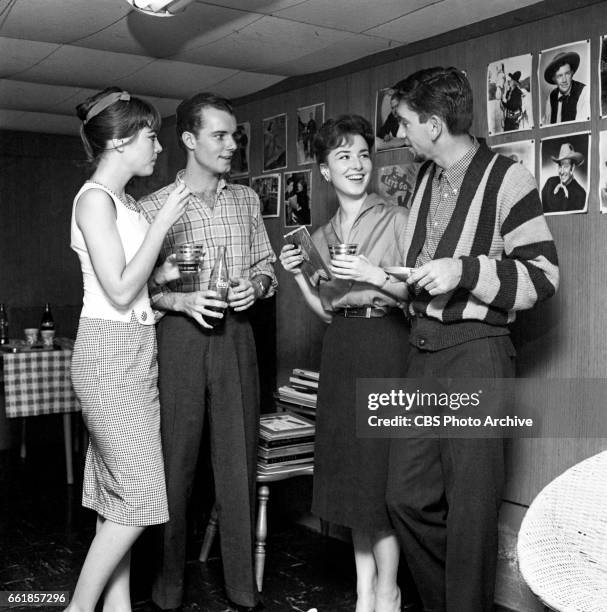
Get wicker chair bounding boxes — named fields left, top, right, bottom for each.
left=517, top=450, right=607, bottom=612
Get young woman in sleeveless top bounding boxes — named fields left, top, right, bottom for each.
left=66, top=87, right=190, bottom=612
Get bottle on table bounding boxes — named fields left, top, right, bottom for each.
left=207, top=246, right=229, bottom=328
left=40, top=303, right=55, bottom=331
left=0, top=303, right=8, bottom=345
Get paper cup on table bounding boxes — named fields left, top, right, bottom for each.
left=328, top=243, right=358, bottom=258
left=175, top=243, right=204, bottom=275
left=24, top=328, right=39, bottom=345
left=41, top=329, right=55, bottom=347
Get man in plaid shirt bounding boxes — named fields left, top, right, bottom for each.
left=385, top=68, right=559, bottom=612
left=139, top=93, right=276, bottom=612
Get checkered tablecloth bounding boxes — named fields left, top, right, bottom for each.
left=2, top=349, right=81, bottom=418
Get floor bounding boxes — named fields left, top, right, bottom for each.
left=0, top=416, right=360, bottom=612
left=0, top=415, right=517, bottom=612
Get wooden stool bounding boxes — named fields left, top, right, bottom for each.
left=199, top=464, right=314, bottom=592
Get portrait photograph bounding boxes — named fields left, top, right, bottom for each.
left=296, top=103, right=324, bottom=165
left=284, top=170, right=312, bottom=227
left=599, top=130, right=607, bottom=212
left=230, top=122, right=250, bottom=177
left=540, top=132, right=590, bottom=215
left=251, top=173, right=281, bottom=218
left=375, top=153, right=420, bottom=208
left=539, top=40, right=591, bottom=127
left=491, top=140, right=536, bottom=178
left=374, top=87, right=407, bottom=152
left=487, top=54, right=533, bottom=135
left=600, top=35, right=607, bottom=117
left=262, top=113, right=287, bottom=171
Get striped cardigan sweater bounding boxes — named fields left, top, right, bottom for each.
left=404, top=144, right=559, bottom=326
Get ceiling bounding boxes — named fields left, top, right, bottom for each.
left=0, top=0, right=542, bottom=136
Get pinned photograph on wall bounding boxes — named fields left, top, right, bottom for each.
left=539, top=40, right=590, bottom=127
left=375, top=150, right=421, bottom=208
left=600, top=35, right=607, bottom=117
left=375, top=87, right=407, bottom=152
left=487, top=54, right=533, bottom=135
left=598, top=130, right=607, bottom=212
left=230, top=122, right=250, bottom=176
left=251, top=173, right=281, bottom=218
left=540, top=132, right=589, bottom=215
left=262, top=113, right=287, bottom=171
left=284, top=170, right=312, bottom=227
left=491, top=140, right=535, bottom=178
left=297, top=103, right=324, bottom=165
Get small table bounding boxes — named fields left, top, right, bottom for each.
left=1, top=341, right=80, bottom=484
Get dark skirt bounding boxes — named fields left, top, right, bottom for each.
left=312, top=311, right=410, bottom=532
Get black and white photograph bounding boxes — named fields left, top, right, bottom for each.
left=4, top=2, right=607, bottom=612
left=230, top=121, right=250, bottom=176
left=539, top=40, right=591, bottom=127
left=540, top=132, right=590, bottom=215
left=491, top=140, right=536, bottom=178
left=375, top=159, right=420, bottom=208
left=251, top=173, right=281, bottom=218
left=284, top=170, right=312, bottom=227
left=374, top=87, right=407, bottom=152
left=262, top=113, right=287, bottom=171
left=487, top=54, right=533, bottom=135
left=296, top=103, right=324, bottom=165
left=599, top=129, right=607, bottom=212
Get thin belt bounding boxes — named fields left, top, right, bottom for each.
left=334, top=306, right=393, bottom=318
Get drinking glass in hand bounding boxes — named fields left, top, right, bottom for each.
left=176, top=243, right=204, bottom=274
left=328, top=243, right=358, bottom=258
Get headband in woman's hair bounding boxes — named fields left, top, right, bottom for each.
left=84, top=91, right=131, bottom=124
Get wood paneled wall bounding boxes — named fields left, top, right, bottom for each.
left=0, top=131, right=88, bottom=336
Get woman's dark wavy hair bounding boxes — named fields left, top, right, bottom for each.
left=313, top=114, right=374, bottom=165
left=76, top=86, right=160, bottom=165
left=392, top=66, right=473, bottom=135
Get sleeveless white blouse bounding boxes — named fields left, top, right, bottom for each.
left=71, top=182, right=155, bottom=325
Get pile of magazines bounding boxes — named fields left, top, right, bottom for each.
left=257, top=411, right=315, bottom=476
left=275, top=368, right=318, bottom=418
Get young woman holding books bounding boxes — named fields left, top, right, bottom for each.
left=279, top=115, right=412, bottom=612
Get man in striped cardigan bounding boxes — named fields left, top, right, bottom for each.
left=385, top=67, right=559, bottom=612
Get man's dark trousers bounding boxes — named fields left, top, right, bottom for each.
left=152, top=311, right=260, bottom=609
left=386, top=334, right=515, bottom=612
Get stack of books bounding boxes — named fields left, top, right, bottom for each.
left=258, top=411, right=315, bottom=476
left=275, top=368, right=318, bottom=419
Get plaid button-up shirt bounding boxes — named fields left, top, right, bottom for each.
left=138, top=172, right=277, bottom=302
left=416, top=139, right=479, bottom=268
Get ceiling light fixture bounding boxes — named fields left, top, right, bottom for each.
left=125, top=0, right=196, bottom=17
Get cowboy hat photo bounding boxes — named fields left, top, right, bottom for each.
left=550, top=142, right=585, bottom=166
left=544, top=51, right=580, bottom=83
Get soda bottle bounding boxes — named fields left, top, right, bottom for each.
left=207, top=246, right=229, bottom=328
left=40, top=303, right=55, bottom=331
left=0, top=303, right=8, bottom=345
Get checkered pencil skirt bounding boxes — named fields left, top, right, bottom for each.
left=71, top=315, right=169, bottom=526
